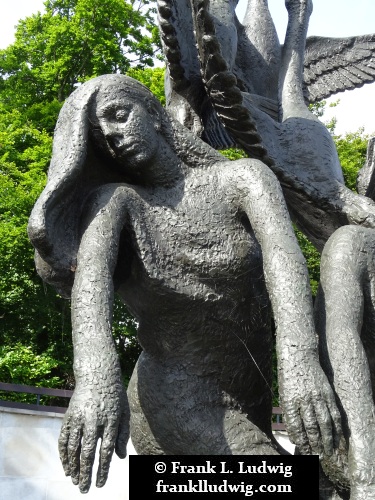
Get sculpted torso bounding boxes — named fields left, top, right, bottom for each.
left=91, top=163, right=274, bottom=453
left=118, top=167, right=266, bottom=348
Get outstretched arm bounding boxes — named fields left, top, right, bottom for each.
left=59, top=185, right=130, bottom=493
left=228, top=159, right=342, bottom=457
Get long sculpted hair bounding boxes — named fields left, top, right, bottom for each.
left=28, top=74, right=224, bottom=297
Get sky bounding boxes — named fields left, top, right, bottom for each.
left=0, top=0, right=375, bottom=135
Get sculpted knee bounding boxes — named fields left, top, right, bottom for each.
left=323, top=225, right=365, bottom=260
left=321, top=226, right=367, bottom=282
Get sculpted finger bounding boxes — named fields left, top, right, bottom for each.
left=313, top=400, right=333, bottom=456
left=58, top=419, right=71, bottom=476
left=96, top=424, right=116, bottom=488
left=331, top=411, right=343, bottom=451
left=325, top=393, right=343, bottom=450
left=115, top=410, right=130, bottom=459
left=78, top=426, right=99, bottom=494
left=284, top=405, right=311, bottom=455
left=67, top=423, right=83, bottom=485
left=300, top=401, right=323, bottom=456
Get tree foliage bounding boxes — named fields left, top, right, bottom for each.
left=127, top=66, right=165, bottom=105
left=0, top=0, right=159, bottom=108
left=0, top=105, right=74, bottom=389
left=335, top=129, right=369, bottom=191
left=0, top=0, right=161, bottom=396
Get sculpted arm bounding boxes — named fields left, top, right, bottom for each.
left=232, top=160, right=342, bottom=457
left=58, top=185, right=129, bottom=493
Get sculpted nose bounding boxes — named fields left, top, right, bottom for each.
left=101, top=122, right=122, bottom=142
left=107, top=134, right=123, bottom=148
left=102, top=126, right=124, bottom=151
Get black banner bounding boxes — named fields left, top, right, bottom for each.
left=129, top=455, right=318, bottom=498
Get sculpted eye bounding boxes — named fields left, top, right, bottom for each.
left=115, top=109, right=129, bottom=121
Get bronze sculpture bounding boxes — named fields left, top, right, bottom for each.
left=27, top=0, right=375, bottom=499
left=28, top=72, right=340, bottom=493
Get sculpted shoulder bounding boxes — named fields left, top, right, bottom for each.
left=217, top=158, right=279, bottom=205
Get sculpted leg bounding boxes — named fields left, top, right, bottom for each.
left=208, top=0, right=238, bottom=72
left=280, top=0, right=313, bottom=121
left=240, top=0, right=281, bottom=101
left=317, top=226, right=375, bottom=499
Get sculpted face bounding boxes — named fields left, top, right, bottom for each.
left=94, top=89, right=160, bottom=175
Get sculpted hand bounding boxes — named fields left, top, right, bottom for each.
left=342, top=188, right=375, bottom=229
left=279, top=353, right=343, bottom=458
left=58, top=379, right=129, bottom=493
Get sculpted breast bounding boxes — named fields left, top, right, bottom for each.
left=125, top=186, right=263, bottom=302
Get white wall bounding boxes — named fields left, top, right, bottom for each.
left=0, top=407, right=136, bottom=500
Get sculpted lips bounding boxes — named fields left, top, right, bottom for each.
left=108, top=137, right=138, bottom=155
left=118, top=142, right=138, bottom=154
